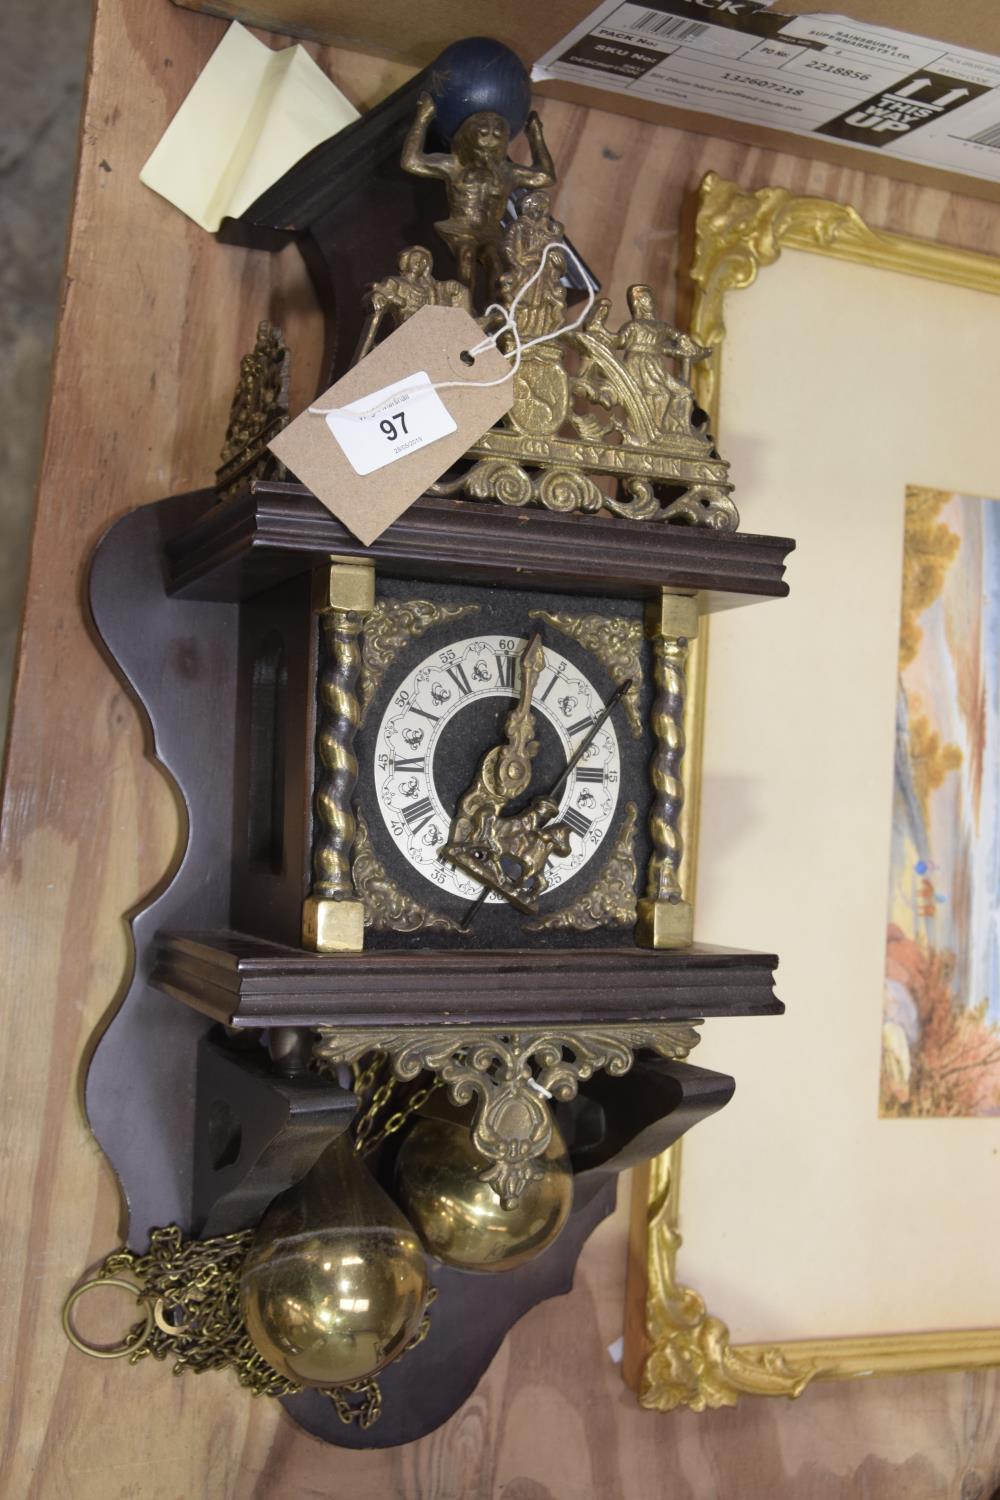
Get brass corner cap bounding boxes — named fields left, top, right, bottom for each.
left=313, top=560, right=375, bottom=615
left=646, top=592, right=700, bottom=641
left=635, top=898, right=694, bottom=950
left=302, top=896, right=366, bottom=953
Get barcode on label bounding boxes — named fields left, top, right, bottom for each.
left=968, top=119, right=1000, bottom=149
left=606, top=5, right=711, bottom=42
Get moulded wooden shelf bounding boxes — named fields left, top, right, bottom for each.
left=164, top=481, right=795, bottom=606
left=154, top=929, right=783, bottom=1028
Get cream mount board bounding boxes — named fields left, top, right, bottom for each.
left=627, top=175, right=1000, bottom=1412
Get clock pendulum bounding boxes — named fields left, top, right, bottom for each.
left=66, top=34, right=795, bottom=1447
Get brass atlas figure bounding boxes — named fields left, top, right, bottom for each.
left=401, top=92, right=555, bottom=287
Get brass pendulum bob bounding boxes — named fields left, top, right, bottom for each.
left=240, top=1135, right=429, bottom=1388
left=394, top=1103, right=573, bottom=1274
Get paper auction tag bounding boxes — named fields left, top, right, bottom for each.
left=268, top=305, right=512, bottom=546
left=325, top=371, right=456, bottom=476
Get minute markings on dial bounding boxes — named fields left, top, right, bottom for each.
left=375, top=634, right=621, bottom=903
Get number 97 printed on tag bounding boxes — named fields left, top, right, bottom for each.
left=324, top=370, right=458, bottom=477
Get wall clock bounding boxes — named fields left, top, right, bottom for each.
left=67, top=36, right=795, bottom=1449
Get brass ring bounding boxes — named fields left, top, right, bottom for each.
left=153, top=1297, right=189, bottom=1336
left=61, top=1277, right=154, bottom=1359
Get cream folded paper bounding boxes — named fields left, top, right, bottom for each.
left=140, top=21, right=359, bottom=232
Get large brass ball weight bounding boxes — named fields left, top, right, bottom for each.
left=240, top=1136, right=428, bottom=1388
left=394, top=1106, right=573, bottom=1273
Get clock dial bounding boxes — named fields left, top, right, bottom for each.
left=374, top=634, right=621, bottom=904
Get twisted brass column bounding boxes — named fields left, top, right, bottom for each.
left=302, top=560, right=374, bottom=953
left=636, top=591, right=699, bottom=949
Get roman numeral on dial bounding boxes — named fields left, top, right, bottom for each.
left=495, top=653, right=515, bottom=689
left=445, top=662, right=472, bottom=696
left=565, top=715, right=596, bottom=737
left=409, top=705, right=440, bottom=724
left=575, top=766, right=604, bottom=783
left=394, top=755, right=425, bottom=772
left=563, top=806, right=593, bottom=839
left=401, top=797, right=436, bottom=833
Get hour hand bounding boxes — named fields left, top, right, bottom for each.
left=441, top=633, right=570, bottom=914
left=451, top=671, right=634, bottom=926
left=480, top=632, right=546, bottom=806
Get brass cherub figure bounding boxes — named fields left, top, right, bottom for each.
left=401, top=93, right=556, bottom=289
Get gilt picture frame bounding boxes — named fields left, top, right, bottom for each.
left=625, top=174, right=1000, bottom=1410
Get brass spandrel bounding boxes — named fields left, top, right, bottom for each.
left=353, top=814, right=461, bottom=934
left=528, top=802, right=638, bottom=933
left=357, top=598, right=479, bottom=725
left=529, top=609, right=643, bottom=738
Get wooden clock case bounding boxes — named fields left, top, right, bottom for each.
left=86, top=480, right=791, bottom=1446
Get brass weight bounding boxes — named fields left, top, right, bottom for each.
left=395, top=1111, right=573, bottom=1273
left=240, top=1136, right=428, bottom=1387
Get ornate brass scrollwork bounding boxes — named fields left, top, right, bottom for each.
left=314, top=1023, right=701, bottom=1209
left=528, top=802, right=638, bottom=932
left=357, top=599, right=478, bottom=724
left=353, top=814, right=461, bottom=934
left=529, top=610, right=643, bottom=737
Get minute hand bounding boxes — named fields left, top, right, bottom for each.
left=459, top=677, right=632, bottom=930
left=547, top=677, right=632, bottom=800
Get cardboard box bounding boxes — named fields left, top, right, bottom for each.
left=171, top=0, right=1000, bottom=200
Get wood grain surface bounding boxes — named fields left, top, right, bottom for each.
left=3, top=0, right=1000, bottom=1494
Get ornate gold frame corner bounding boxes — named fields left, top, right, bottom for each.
left=625, top=1155, right=821, bottom=1412
left=628, top=174, right=1000, bottom=1413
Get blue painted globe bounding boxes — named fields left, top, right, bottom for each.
left=428, top=38, right=532, bottom=143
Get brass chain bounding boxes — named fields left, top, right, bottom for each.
left=348, top=1050, right=441, bottom=1156
left=64, top=1224, right=436, bottom=1427
left=64, top=1055, right=440, bottom=1423
left=98, top=1225, right=299, bottom=1396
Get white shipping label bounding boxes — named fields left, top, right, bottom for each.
left=533, top=1, right=1000, bottom=186
left=325, top=371, right=458, bottom=477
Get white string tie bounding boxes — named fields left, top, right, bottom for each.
left=308, top=238, right=596, bottom=419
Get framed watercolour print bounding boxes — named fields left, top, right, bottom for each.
left=626, top=174, right=1000, bottom=1410
left=882, top=486, right=1000, bottom=1121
